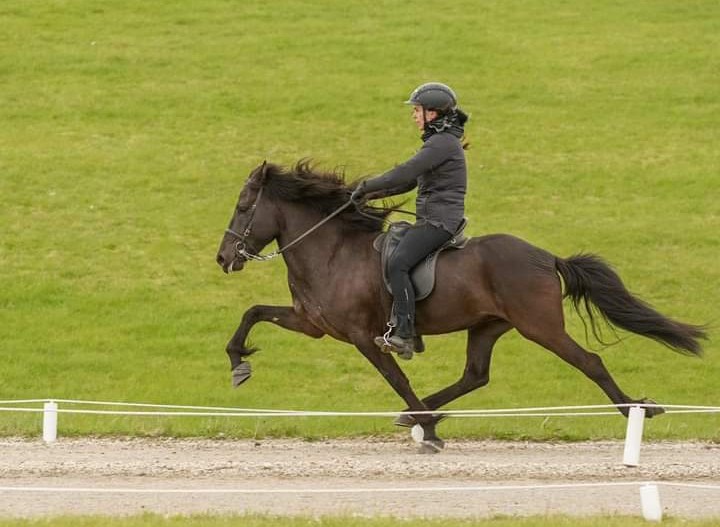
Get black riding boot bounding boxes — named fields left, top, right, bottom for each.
left=376, top=222, right=451, bottom=360
left=374, top=299, right=416, bottom=360
left=393, top=299, right=415, bottom=339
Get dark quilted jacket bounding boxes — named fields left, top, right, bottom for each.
left=362, top=132, right=467, bottom=234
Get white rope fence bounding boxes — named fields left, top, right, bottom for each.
left=1, top=398, right=718, bottom=468
left=1, top=398, right=718, bottom=522
left=2, top=479, right=719, bottom=494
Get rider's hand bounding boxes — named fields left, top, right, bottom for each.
left=350, top=181, right=366, bottom=205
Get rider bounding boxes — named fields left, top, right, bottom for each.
left=351, top=82, right=469, bottom=358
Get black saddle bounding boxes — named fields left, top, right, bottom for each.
left=372, top=219, right=469, bottom=301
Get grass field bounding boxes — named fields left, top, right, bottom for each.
left=2, top=516, right=720, bottom=527
left=1, top=0, right=719, bottom=440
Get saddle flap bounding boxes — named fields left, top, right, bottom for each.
left=374, top=219, right=469, bottom=301
left=373, top=220, right=412, bottom=253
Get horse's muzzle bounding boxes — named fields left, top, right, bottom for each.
left=216, top=253, right=245, bottom=274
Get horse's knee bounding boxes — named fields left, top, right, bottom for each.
left=240, top=308, right=260, bottom=327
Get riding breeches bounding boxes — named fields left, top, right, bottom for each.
left=386, top=222, right=452, bottom=337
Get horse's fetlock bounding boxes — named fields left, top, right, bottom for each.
left=227, top=342, right=259, bottom=358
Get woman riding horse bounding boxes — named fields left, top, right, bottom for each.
left=351, top=82, right=470, bottom=359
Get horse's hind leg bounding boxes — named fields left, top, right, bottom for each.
left=395, top=318, right=512, bottom=428
left=511, top=293, right=663, bottom=418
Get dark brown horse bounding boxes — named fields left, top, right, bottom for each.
left=216, top=161, right=706, bottom=451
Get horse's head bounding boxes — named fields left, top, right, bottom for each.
left=216, top=162, right=279, bottom=273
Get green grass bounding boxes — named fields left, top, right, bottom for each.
left=1, top=0, right=719, bottom=440
left=1, top=516, right=719, bottom=527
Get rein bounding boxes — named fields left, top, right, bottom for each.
left=359, top=203, right=416, bottom=221
left=225, top=193, right=353, bottom=262
left=225, top=186, right=415, bottom=263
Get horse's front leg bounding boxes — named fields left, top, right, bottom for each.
left=353, top=336, right=444, bottom=453
left=227, top=304, right=324, bottom=387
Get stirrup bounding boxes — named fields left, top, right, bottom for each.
left=373, top=324, right=414, bottom=361
left=374, top=336, right=414, bottom=361
left=374, top=322, right=396, bottom=354
left=374, top=335, right=395, bottom=354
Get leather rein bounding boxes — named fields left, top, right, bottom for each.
left=224, top=185, right=414, bottom=263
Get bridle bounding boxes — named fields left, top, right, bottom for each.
left=224, top=185, right=269, bottom=261
left=224, top=185, right=353, bottom=262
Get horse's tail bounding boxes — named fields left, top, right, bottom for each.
left=555, top=253, right=707, bottom=356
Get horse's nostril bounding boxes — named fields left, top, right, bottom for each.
left=216, top=254, right=225, bottom=266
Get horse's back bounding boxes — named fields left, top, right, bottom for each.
left=466, top=233, right=557, bottom=271
left=419, top=233, right=558, bottom=329
left=442, top=232, right=560, bottom=305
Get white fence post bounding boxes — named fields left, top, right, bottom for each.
left=42, top=400, right=58, bottom=443
left=623, top=405, right=645, bottom=467
left=640, top=484, right=663, bottom=522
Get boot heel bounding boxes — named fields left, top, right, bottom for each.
left=397, top=348, right=414, bottom=361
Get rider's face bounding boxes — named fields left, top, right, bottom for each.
left=412, top=105, right=438, bottom=130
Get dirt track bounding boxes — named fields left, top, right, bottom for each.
left=1, top=438, right=719, bottom=519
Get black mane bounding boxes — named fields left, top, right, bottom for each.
left=262, top=160, right=395, bottom=232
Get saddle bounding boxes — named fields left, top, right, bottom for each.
left=372, top=219, right=469, bottom=301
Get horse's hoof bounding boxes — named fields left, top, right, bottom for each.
left=394, top=412, right=447, bottom=428
left=232, top=362, right=252, bottom=388
left=418, top=439, right=445, bottom=454
left=394, top=414, right=416, bottom=428
left=642, top=399, right=665, bottom=418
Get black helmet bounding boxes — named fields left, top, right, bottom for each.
left=405, top=82, right=458, bottom=113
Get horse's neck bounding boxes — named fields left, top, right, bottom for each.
left=277, top=211, right=375, bottom=288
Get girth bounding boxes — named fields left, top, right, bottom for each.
left=372, top=219, right=469, bottom=301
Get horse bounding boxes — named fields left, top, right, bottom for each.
left=215, top=160, right=707, bottom=452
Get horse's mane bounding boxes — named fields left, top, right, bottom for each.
left=262, top=160, right=398, bottom=232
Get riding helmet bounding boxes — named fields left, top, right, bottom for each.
left=405, top=82, right=458, bottom=113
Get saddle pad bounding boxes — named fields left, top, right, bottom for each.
left=373, top=220, right=468, bottom=301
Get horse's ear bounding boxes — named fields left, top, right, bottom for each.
left=250, top=160, right=269, bottom=184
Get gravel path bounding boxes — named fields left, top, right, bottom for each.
left=1, top=438, right=719, bottom=519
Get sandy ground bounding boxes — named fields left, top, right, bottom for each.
left=1, top=437, right=719, bottom=519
